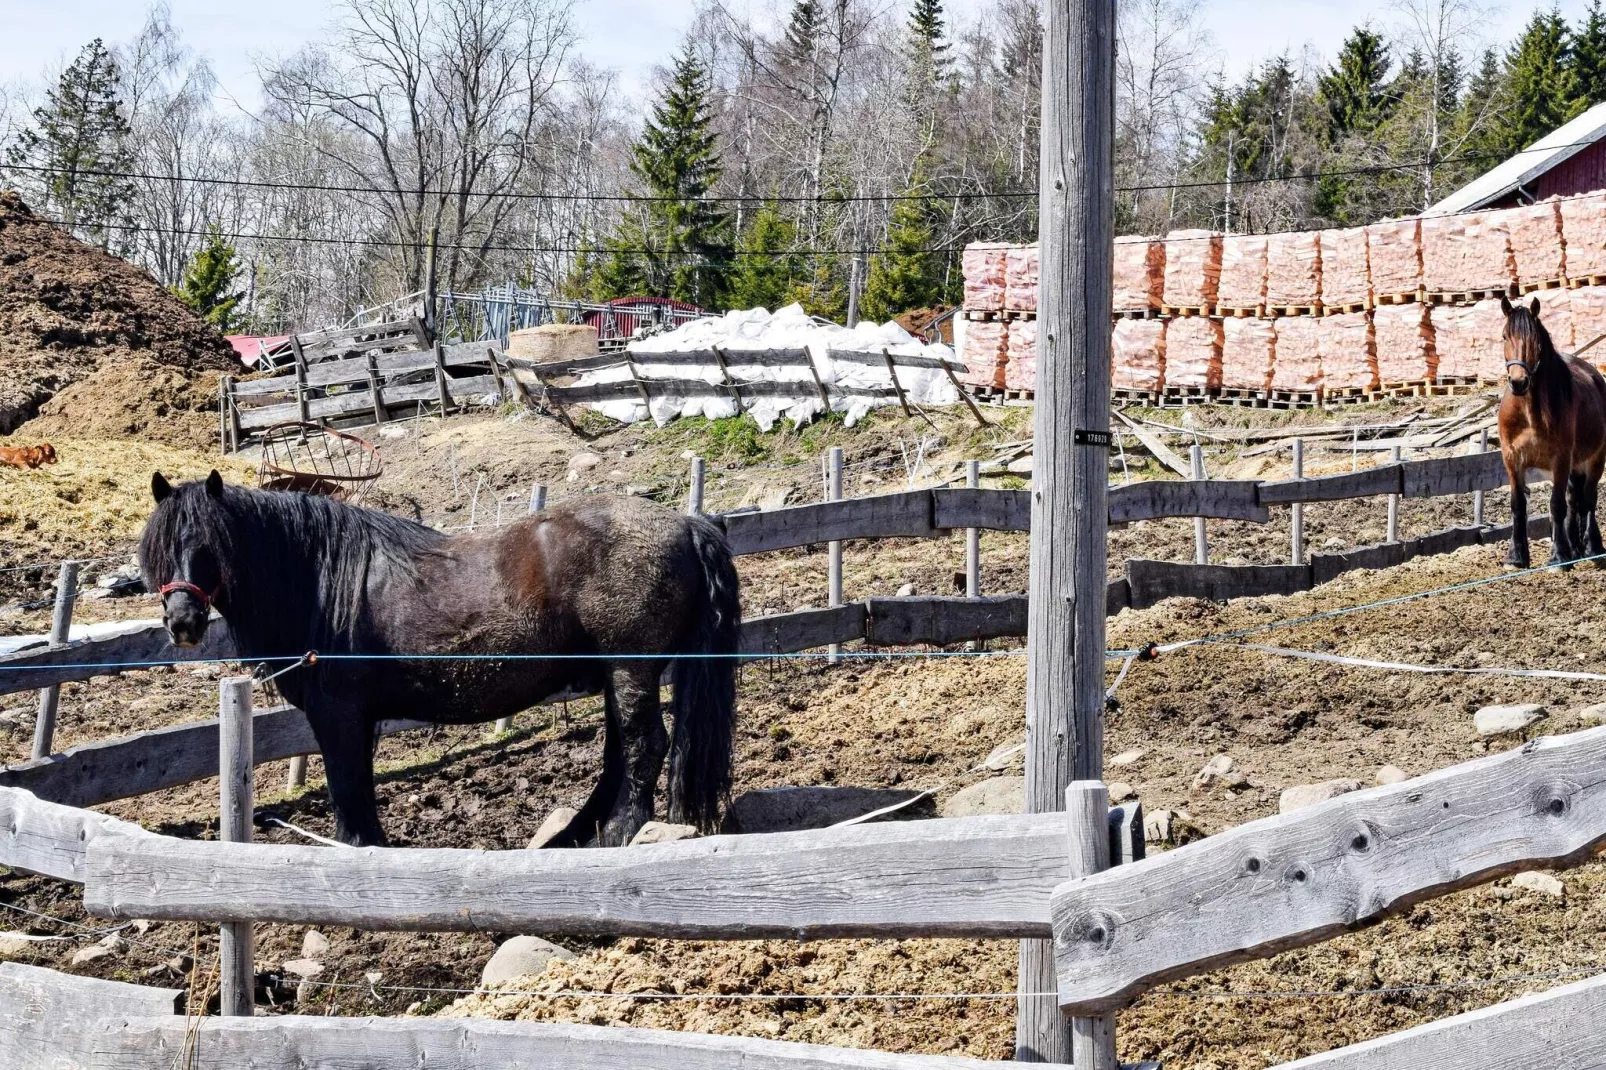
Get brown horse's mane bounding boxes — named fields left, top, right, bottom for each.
left=1507, top=304, right=1573, bottom=435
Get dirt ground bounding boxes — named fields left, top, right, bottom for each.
left=5, top=397, right=1603, bottom=1068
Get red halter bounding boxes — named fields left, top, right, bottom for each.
left=160, top=580, right=219, bottom=612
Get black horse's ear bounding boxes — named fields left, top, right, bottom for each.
left=152, top=472, right=173, bottom=504
left=1500, top=294, right=1513, bottom=316
left=1531, top=295, right=1542, bottom=316
left=205, top=470, right=224, bottom=498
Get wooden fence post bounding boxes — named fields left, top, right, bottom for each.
left=1473, top=428, right=1489, bottom=528
left=219, top=676, right=255, bottom=1018
left=217, top=377, right=229, bottom=456
left=31, top=561, right=79, bottom=760
left=434, top=342, right=452, bottom=418
left=965, top=460, right=982, bottom=652
left=1065, top=782, right=1118, bottom=1070
left=688, top=456, right=705, bottom=515
left=294, top=359, right=311, bottom=425
left=1191, top=444, right=1208, bottom=565
left=365, top=353, right=387, bottom=425
left=827, top=447, right=844, bottom=666
left=529, top=483, right=547, bottom=515
left=1387, top=443, right=1403, bottom=544
left=1291, top=438, right=1305, bottom=565
left=221, top=376, right=241, bottom=453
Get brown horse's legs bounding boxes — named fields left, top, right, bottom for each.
left=597, top=662, right=670, bottom=848
left=1508, top=474, right=1530, bottom=568
left=1568, top=473, right=1591, bottom=558
left=309, top=708, right=386, bottom=847
left=1550, top=465, right=1576, bottom=564
left=1585, top=461, right=1606, bottom=558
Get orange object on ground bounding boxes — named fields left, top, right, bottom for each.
left=1004, top=319, right=1037, bottom=391
left=957, top=319, right=1008, bottom=389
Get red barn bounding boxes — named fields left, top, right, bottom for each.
left=1428, top=101, right=1606, bottom=213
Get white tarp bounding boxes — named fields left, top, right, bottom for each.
left=578, top=304, right=961, bottom=430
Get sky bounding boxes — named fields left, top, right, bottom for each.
left=0, top=0, right=1599, bottom=115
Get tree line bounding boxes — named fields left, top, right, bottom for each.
left=1, top=0, right=1602, bottom=333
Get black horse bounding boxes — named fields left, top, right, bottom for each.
left=139, top=471, right=740, bottom=848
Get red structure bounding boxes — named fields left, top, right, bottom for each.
left=1428, top=101, right=1606, bottom=214
left=581, top=297, right=703, bottom=340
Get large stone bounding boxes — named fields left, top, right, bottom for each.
left=1107, top=781, right=1136, bottom=803
left=1144, top=808, right=1204, bottom=846
left=628, top=822, right=698, bottom=846
left=1191, top=754, right=1246, bottom=792
left=941, top=777, right=1025, bottom=818
left=0, top=933, right=32, bottom=960
left=301, top=930, right=331, bottom=960
left=281, top=958, right=324, bottom=979
left=724, top=786, right=932, bottom=833
left=1109, top=749, right=1145, bottom=767
left=1578, top=702, right=1606, bottom=725
left=1512, top=871, right=1566, bottom=898
left=1279, top=779, right=1362, bottom=813
left=1375, top=764, right=1410, bottom=786
left=71, top=944, right=114, bottom=966
left=1474, top=703, right=1548, bottom=737
left=979, top=740, right=1025, bottom=771
left=481, top=936, right=575, bottom=987
left=527, top=807, right=578, bottom=849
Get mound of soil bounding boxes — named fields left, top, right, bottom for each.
left=0, top=192, right=237, bottom=448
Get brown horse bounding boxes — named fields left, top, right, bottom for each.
left=139, top=472, right=741, bottom=848
left=0, top=442, right=56, bottom=469
left=1498, top=295, right=1606, bottom=567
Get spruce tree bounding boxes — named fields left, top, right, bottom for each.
left=595, top=45, right=732, bottom=307
left=726, top=204, right=801, bottom=311
left=1574, top=0, right=1606, bottom=107
left=6, top=38, right=132, bottom=244
left=1318, top=28, right=1393, bottom=141
left=859, top=167, right=939, bottom=322
left=172, top=225, right=243, bottom=331
left=781, top=0, right=822, bottom=70
left=1491, top=10, right=1581, bottom=156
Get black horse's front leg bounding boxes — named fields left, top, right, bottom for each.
left=597, top=662, right=669, bottom=848
left=546, top=684, right=627, bottom=848
left=1507, top=474, right=1530, bottom=568
left=308, top=705, right=387, bottom=847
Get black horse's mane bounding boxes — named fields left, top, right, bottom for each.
left=1508, top=305, right=1573, bottom=433
left=141, top=482, right=446, bottom=655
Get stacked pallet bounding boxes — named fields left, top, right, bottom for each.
left=1220, top=317, right=1275, bottom=391
left=1217, top=234, right=1269, bottom=313
left=1111, top=319, right=1166, bottom=391
left=1161, top=230, right=1222, bottom=312
left=1266, top=231, right=1322, bottom=310
left=1114, top=236, right=1165, bottom=312
left=1420, top=211, right=1515, bottom=295
left=1372, top=304, right=1436, bottom=383
left=1431, top=299, right=1506, bottom=380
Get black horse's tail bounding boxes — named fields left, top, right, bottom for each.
left=668, top=515, right=741, bottom=831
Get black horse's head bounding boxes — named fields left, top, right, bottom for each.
left=140, top=470, right=234, bottom=648
left=1501, top=294, right=1551, bottom=397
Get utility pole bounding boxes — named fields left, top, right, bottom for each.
left=1016, top=0, right=1115, bottom=1061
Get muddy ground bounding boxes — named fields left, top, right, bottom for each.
left=6, top=397, right=1603, bottom=1068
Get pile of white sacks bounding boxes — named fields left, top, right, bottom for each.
left=577, top=303, right=961, bottom=430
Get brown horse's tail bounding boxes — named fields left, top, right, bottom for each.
left=668, top=516, right=741, bottom=831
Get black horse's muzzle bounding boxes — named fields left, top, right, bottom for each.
left=160, top=581, right=216, bottom=648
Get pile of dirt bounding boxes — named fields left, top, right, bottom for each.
left=0, top=191, right=237, bottom=450
left=893, top=306, right=953, bottom=345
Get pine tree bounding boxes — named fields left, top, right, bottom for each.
left=859, top=167, right=939, bottom=322
left=909, top=0, right=948, bottom=63
left=1318, top=28, right=1393, bottom=141
left=172, top=225, right=243, bottom=331
left=1456, top=47, right=1510, bottom=162
left=726, top=204, right=801, bottom=311
left=595, top=45, right=732, bottom=307
left=781, top=0, right=822, bottom=70
left=1574, top=0, right=1606, bottom=107
left=6, top=38, right=132, bottom=245
left=1489, top=10, right=1582, bottom=156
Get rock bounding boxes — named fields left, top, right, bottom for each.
left=527, top=807, right=578, bottom=849
left=895, top=582, right=917, bottom=597
left=758, top=487, right=791, bottom=510
left=96, top=934, right=128, bottom=953
left=1144, top=808, right=1203, bottom=846
left=1578, top=702, right=1606, bottom=725
left=296, top=980, right=319, bottom=1006
left=128, top=695, right=173, bottom=716
left=1107, top=781, right=1136, bottom=803
left=1512, top=871, right=1565, bottom=898
left=1323, top=536, right=1346, bottom=550
left=1375, top=764, right=1409, bottom=786
left=1191, top=754, right=1246, bottom=791
left=681, top=449, right=697, bottom=460
left=979, top=740, right=1025, bottom=771
left=481, top=936, right=575, bottom=987
left=301, top=930, right=330, bottom=960
left=941, top=777, right=1025, bottom=818
left=724, top=786, right=933, bottom=833
left=629, top=822, right=698, bottom=846
left=1006, top=455, right=1034, bottom=475
left=0, top=934, right=32, bottom=960
left=71, top=944, right=114, bottom=966
left=281, top=958, right=324, bottom=979
left=567, top=452, right=602, bottom=472
left=1109, top=749, right=1145, bottom=767
left=1474, top=703, right=1547, bottom=737
left=1279, top=779, right=1362, bottom=813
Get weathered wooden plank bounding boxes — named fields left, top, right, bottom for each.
left=1113, top=412, right=1191, bottom=477
left=543, top=378, right=897, bottom=407
left=1401, top=450, right=1506, bottom=497
left=1310, top=540, right=1407, bottom=586
left=1271, top=970, right=1606, bottom=1069
left=1405, top=525, right=1483, bottom=560
left=289, top=317, right=415, bottom=350
left=239, top=374, right=500, bottom=430
left=825, top=348, right=968, bottom=371
left=739, top=604, right=867, bottom=656
left=1256, top=465, right=1402, bottom=505
left=0, top=619, right=235, bottom=696
left=1105, top=578, right=1130, bottom=616
left=867, top=595, right=1027, bottom=646
left=1124, top=559, right=1311, bottom=609
left=0, top=786, right=146, bottom=881
left=233, top=341, right=495, bottom=396
left=65, top=1013, right=1063, bottom=1070
left=1050, top=726, right=1606, bottom=1014
left=722, top=491, right=935, bottom=556
left=1108, top=480, right=1269, bottom=524
left=932, top=488, right=1031, bottom=532
left=87, top=813, right=1072, bottom=938
left=0, top=963, right=179, bottom=1070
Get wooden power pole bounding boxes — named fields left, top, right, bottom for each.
left=1016, top=0, right=1115, bottom=1060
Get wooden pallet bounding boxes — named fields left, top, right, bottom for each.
left=1322, top=385, right=1372, bottom=406
left=1269, top=304, right=1321, bottom=317
left=1426, top=287, right=1514, bottom=306
left=1160, top=304, right=1210, bottom=317
left=1000, top=309, right=1037, bottom=322
left=963, top=309, right=1004, bottom=322
left=1370, top=378, right=1435, bottom=399
left=1215, top=305, right=1266, bottom=318
left=1520, top=277, right=1568, bottom=294
left=1568, top=275, right=1606, bottom=290
left=1113, top=307, right=1163, bottom=319
left=1322, top=301, right=1368, bottom=316
left=1157, top=385, right=1216, bottom=408
left=1268, top=389, right=1321, bottom=409
left=1374, top=290, right=1425, bottom=307
left=1217, top=387, right=1270, bottom=408
left=1113, top=387, right=1161, bottom=407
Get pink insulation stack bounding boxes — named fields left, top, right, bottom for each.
left=1004, top=319, right=1037, bottom=391
left=1372, top=304, right=1436, bottom=383
left=1503, top=200, right=1565, bottom=286
left=1216, top=235, right=1269, bottom=311
left=1318, top=227, right=1370, bottom=308
left=1561, top=193, right=1606, bottom=280
left=1004, top=244, right=1039, bottom=312
left=961, top=242, right=1010, bottom=311
left=1420, top=212, right=1515, bottom=293
left=1535, top=289, right=1575, bottom=350
left=1160, top=230, right=1222, bottom=308
left=1570, top=286, right=1606, bottom=357
left=1317, top=311, right=1377, bottom=390
left=1163, top=316, right=1222, bottom=390
left=1113, top=236, right=1165, bottom=311
left=1430, top=299, right=1506, bottom=380
left=957, top=319, right=1008, bottom=389
left=1265, top=231, right=1322, bottom=307
left=1221, top=317, right=1275, bottom=390
left=1366, top=218, right=1423, bottom=298
left=1270, top=316, right=1322, bottom=392
left=1111, top=318, right=1166, bottom=391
